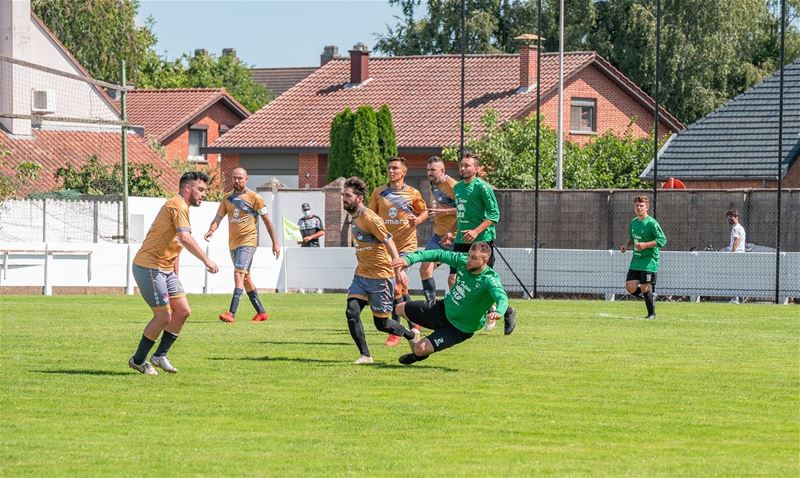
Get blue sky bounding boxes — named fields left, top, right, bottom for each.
left=137, top=0, right=406, bottom=68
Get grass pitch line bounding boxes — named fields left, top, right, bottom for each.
left=597, top=312, right=647, bottom=320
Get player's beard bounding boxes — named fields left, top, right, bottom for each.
left=233, top=184, right=244, bottom=193
left=343, top=201, right=358, bottom=214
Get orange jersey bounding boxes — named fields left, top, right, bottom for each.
left=368, top=183, right=427, bottom=253
left=429, top=175, right=458, bottom=236
left=133, top=196, right=191, bottom=271
left=351, top=206, right=394, bottom=279
left=215, top=189, right=268, bottom=249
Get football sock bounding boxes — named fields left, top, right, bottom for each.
left=247, top=289, right=265, bottom=314
left=132, top=335, right=156, bottom=365
left=399, top=353, right=429, bottom=365
left=346, top=298, right=370, bottom=356
left=229, top=288, right=244, bottom=315
left=391, top=297, right=402, bottom=322
left=153, top=331, right=178, bottom=357
left=422, top=278, right=436, bottom=303
left=632, top=286, right=643, bottom=298
left=373, top=316, right=415, bottom=340
left=644, top=291, right=655, bottom=316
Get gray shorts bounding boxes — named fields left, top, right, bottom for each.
left=230, top=246, right=256, bottom=273
left=424, top=233, right=453, bottom=251
left=132, top=263, right=185, bottom=310
left=347, top=275, right=395, bottom=318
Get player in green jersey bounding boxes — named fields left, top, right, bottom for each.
left=391, top=242, right=516, bottom=365
left=620, top=196, right=667, bottom=319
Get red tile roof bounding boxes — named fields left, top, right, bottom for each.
left=123, top=88, right=249, bottom=142
left=251, top=67, right=318, bottom=97
left=210, top=52, right=682, bottom=151
left=0, top=129, right=180, bottom=196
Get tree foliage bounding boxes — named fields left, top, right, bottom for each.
left=376, top=0, right=800, bottom=124
left=54, top=156, right=165, bottom=197
left=442, top=109, right=657, bottom=189
left=0, top=143, right=43, bottom=201
left=328, top=105, right=398, bottom=193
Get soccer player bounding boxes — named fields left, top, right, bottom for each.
left=620, top=195, right=667, bottom=319
left=449, top=153, right=513, bottom=334
left=204, top=167, right=280, bottom=324
left=368, top=156, right=428, bottom=346
left=128, top=171, right=219, bottom=375
left=420, top=156, right=458, bottom=303
left=342, top=176, right=420, bottom=364
left=391, top=242, right=516, bottom=365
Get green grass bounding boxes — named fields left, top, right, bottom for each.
left=0, top=295, right=797, bottom=477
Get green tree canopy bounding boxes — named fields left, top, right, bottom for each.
left=376, top=0, right=800, bottom=124
left=376, top=104, right=398, bottom=161
left=55, top=156, right=165, bottom=197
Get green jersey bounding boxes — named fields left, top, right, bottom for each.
left=454, top=177, right=500, bottom=244
left=403, top=249, right=508, bottom=333
left=628, top=215, right=667, bottom=272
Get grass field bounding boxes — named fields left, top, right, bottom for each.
left=1, top=294, right=797, bottom=477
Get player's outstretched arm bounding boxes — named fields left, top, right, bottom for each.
left=177, top=230, right=218, bottom=273
left=204, top=216, right=222, bottom=242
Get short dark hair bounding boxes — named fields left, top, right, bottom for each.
left=727, top=209, right=740, bottom=218
left=462, top=152, right=481, bottom=166
left=470, top=241, right=492, bottom=257
left=344, top=176, right=367, bottom=198
left=388, top=156, right=408, bottom=167
left=633, top=195, right=650, bottom=205
left=179, top=171, right=211, bottom=189
left=427, top=156, right=444, bottom=165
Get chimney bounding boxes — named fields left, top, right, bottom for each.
left=515, top=34, right=544, bottom=93
left=194, top=48, right=208, bottom=58
left=222, top=48, right=237, bottom=58
left=321, top=45, right=338, bottom=66
left=349, top=43, right=370, bottom=85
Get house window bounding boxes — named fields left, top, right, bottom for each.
left=188, top=129, right=207, bottom=162
left=570, top=98, right=596, bottom=133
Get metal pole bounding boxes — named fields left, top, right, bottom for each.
left=460, top=0, right=466, bottom=159
left=556, top=0, right=564, bottom=189
left=534, top=0, right=542, bottom=299
left=653, top=0, right=661, bottom=218
left=120, top=60, right=129, bottom=244
left=776, top=0, right=785, bottom=304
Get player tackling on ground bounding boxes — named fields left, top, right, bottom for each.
left=128, top=171, right=219, bottom=375
left=204, top=167, right=280, bottom=323
left=620, top=195, right=667, bottom=319
left=342, top=176, right=420, bottom=364
left=391, top=242, right=515, bottom=365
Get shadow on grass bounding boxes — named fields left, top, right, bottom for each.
left=34, top=369, right=131, bottom=376
left=373, top=362, right=459, bottom=372
left=254, top=340, right=351, bottom=347
left=207, top=355, right=459, bottom=371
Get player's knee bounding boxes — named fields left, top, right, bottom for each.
left=414, top=339, right=433, bottom=356
left=345, top=301, right=361, bottom=322
left=640, top=284, right=651, bottom=294
left=395, top=302, right=407, bottom=318
left=372, top=316, right=390, bottom=333
left=625, top=283, right=638, bottom=294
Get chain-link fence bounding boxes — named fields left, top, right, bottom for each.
left=489, top=189, right=799, bottom=302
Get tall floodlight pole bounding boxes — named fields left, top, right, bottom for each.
left=460, top=0, right=466, bottom=159
left=653, top=0, right=661, bottom=218
left=534, top=1, right=542, bottom=298
left=776, top=0, right=785, bottom=304
left=556, top=0, right=564, bottom=189
left=120, top=60, right=129, bottom=244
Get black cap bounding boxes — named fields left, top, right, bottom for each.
left=302, top=203, right=311, bottom=211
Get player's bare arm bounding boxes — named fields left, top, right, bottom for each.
left=260, top=214, right=281, bottom=258
left=204, top=217, right=222, bottom=242
left=177, top=230, right=219, bottom=273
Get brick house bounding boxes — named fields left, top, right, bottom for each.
left=206, top=43, right=683, bottom=194
left=642, top=58, right=800, bottom=189
left=0, top=3, right=176, bottom=196
left=123, top=88, right=249, bottom=168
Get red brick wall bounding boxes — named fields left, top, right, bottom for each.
left=679, top=159, right=800, bottom=189
left=220, top=153, right=241, bottom=191
left=161, top=101, right=245, bottom=168
left=537, top=64, right=676, bottom=146
left=298, top=153, right=329, bottom=188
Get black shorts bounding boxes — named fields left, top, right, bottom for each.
left=450, top=240, right=495, bottom=274
left=403, top=300, right=473, bottom=352
left=626, top=270, right=657, bottom=285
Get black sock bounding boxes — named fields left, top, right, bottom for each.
left=132, top=335, right=155, bottom=365
left=229, top=288, right=244, bottom=315
left=631, top=286, right=643, bottom=298
left=644, top=291, right=655, bottom=316
left=399, top=353, right=430, bottom=365
left=422, top=278, right=436, bottom=303
left=374, top=316, right=414, bottom=340
left=153, top=331, right=179, bottom=357
left=247, top=289, right=266, bottom=314
left=346, top=300, right=370, bottom=356
left=391, top=297, right=402, bottom=322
